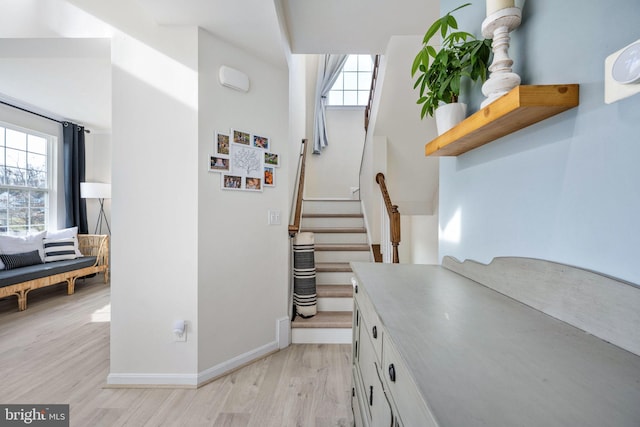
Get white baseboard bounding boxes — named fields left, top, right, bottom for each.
left=108, top=318, right=289, bottom=388
left=106, top=372, right=199, bottom=387
left=276, top=316, right=290, bottom=349
left=197, top=340, right=278, bottom=385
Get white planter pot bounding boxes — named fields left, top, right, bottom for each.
left=435, top=103, right=467, bottom=135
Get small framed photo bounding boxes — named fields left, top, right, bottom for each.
left=215, top=132, right=230, bottom=155
left=245, top=177, right=263, bottom=192
left=231, top=129, right=251, bottom=145
left=265, top=152, right=280, bottom=167
left=264, top=166, right=275, bottom=187
left=253, top=134, right=270, bottom=150
left=209, top=155, right=230, bottom=172
left=221, top=174, right=242, bottom=190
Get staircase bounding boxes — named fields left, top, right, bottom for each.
left=291, top=199, right=372, bottom=343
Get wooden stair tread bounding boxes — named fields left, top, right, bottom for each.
left=315, top=243, right=370, bottom=251
left=317, top=284, right=353, bottom=298
left=316, top=262, right=352, bottom=272
left=300, top=227, right=366, bottom=234
left=291, top=311, right=352, bottom=329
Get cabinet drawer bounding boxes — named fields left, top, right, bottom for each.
left=358, top=319, right=378, bottom=422
left=353, top=301, right=361, bottom=362
left=352, top=366, right=369, bottom=427
left=382, top=334, right=438, bottom=427
left=355, top=333, right=393, bottom=427
left=353, top=279, right=383, bottom=362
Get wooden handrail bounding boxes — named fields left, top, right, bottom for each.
left=289, top=139, right=308, bottom=237
left=375, top=173, right=400, bottom=263
left=364, top=55, right=380, bottom=132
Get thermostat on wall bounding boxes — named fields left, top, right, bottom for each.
left=605, top=39, right=640, bottom=104
left=612, top=41, right=640, bottom=84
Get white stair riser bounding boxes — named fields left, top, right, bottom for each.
left=316, top=271, right=355, bottom=285
left=315, top=251, right=371, bottom=263
left=312, top=233, right=368, bottom=244
left=302, top=217, right=365, bottom=228
left=303, top=200, right=362, bottom=215
left=292, top=328, right=352, bottom=344
left=318, top=297, right=354, bottom=312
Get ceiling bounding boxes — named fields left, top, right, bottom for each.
left=135, top=0, right=437, bottom=65
left=0, top=0, right=438, bottom=132
left=0, top=37, right=112, bottom=132
left=280, top=0, right=437, bottom=55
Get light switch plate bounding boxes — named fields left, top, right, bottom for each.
left=268, top=210, right=281, bottom=225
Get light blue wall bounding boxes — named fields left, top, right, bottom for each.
left=439, top=0, right=640, bottom=284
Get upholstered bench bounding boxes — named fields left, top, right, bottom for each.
left=0, top=234, right=109, bottom=311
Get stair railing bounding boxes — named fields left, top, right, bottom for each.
left=364, top=55, right=380, bottom=132
left=289, top=139, right=308, bottom=237
left=375, top=173, right=400, bottom=263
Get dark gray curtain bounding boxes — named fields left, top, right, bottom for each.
left=63, top=122, right=88, bottom=234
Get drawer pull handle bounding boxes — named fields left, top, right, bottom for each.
left=372, top=325, right=378, bottom=339
left=388, top=364, right=396, bottom=382
left=355, top=285, right=359, bottom=293
left=369, top=385, right=374, bottom=406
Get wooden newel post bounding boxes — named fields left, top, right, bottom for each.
left=376, top=172, right=402, bottom=263
left=391, top=205, right=400, bottom=264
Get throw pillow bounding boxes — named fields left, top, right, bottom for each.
left=0, top=250, right=43, bottom=270
left=0, top=231, right=46, bottom=269
left=46, top=227, right=82, bottom=256
left=43, top=237, right=79, bottom=262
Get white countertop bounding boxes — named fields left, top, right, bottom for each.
left=350, top=262, right=640, bottom=427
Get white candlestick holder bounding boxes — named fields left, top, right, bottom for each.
left=481, top=7, right=522, bottom=108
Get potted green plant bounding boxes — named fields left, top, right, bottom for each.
left=411, top=3, right=492, bottom=134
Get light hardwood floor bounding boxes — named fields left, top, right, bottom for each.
left=0, top=279, right=354, bottom=426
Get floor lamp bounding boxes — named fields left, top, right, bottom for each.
left=80, top=182, right=111, bottom=234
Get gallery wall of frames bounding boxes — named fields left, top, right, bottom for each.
left=209, top=129, right=279, bottom=192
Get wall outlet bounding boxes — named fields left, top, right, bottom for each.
left=174, top=320, right=187, bottom=342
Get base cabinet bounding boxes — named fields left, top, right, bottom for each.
left=350, top=262, right=640, bottom=427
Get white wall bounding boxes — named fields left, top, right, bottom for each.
left=360, top=135, right=387, bottom=247
left=399, top=215, right=438, bottom=264
left=305, top=107, right=365, bottom=199
left=109, top=19, right=200, bottom=380
left=288, top=54, right=308, bottom=222
left=197, top=28, right=289, bottom=372
left=359, top=37, right=441, bottom=264
left=374, top=36, right=439, bottom=216
left=439, top=0, right=640, bottom=285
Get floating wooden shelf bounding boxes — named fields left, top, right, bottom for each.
left=425, top=84, right=579, bottom=157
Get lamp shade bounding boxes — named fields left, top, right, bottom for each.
left=80, top=182, right=111, bottom=199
